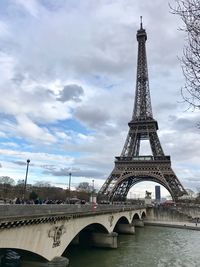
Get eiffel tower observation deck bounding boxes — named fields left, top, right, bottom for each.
left=98, top=18, right=187, bottom=202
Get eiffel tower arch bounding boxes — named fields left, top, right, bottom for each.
left=98, top=19, right=187, bottom=202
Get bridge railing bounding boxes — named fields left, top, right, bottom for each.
left=0, top=204, right=146, bottom=220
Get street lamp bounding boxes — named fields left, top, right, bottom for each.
left=68, top=172, right=72, bottom=201
left=23, top=159, right=30, bottom=200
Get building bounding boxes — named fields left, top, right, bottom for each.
left=155, top=185, right=161, bottom=203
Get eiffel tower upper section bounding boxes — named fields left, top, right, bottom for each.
left=133, top=18, right=153, bottom=121
left=98, top=18, right=187, bottom=201
left=120, top=18, right=164, bottom=159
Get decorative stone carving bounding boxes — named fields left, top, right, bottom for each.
left=48, top=225, right=66, bottom=248
left=108, top=215, right=114, bottom=227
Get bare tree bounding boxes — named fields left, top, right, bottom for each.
left=171, top=0, right=200, bottom=108
left=0, top=176, right=15, bottom=185
left=33, top=181, right=51, bottom=187
left=76, top=182, right=92, bottom=192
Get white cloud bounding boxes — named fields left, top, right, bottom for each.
left=0, top=20, right=10, bottom=37
left=15, top=114, right=56, bottom=144
left=0, top=148, right=74, bottom=166
left=13, top=0, right=42, bottom=17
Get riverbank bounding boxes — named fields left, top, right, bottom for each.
left=144, top=220, right=200, bottom=231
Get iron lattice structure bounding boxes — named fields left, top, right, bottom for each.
left=98, top=21, right=187, bottom=202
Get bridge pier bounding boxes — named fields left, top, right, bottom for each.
left=133, top=219, right=144, bottom=227
left=48, top=257, right=69, bottom=267
left=90, top=232, right=118, bottom=248
left=116, top=223, right=135, bottom=234
left=22, top=257, right=69, bottom=267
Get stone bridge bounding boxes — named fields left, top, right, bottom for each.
left=0, top=204, right=146, bottom=266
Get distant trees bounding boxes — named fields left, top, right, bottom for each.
left=30, top=185, right=66, bottom=201
left=171, top=0, right=200, bottom=108
left=0, top=178, right=94, bottom=202
left=75, top=182, right=95, bottom=202
left=15, top=180, right=24, bottom=198
left=0, top=176, right=15, bottom=199
left=17, top=179, right=24, bottom=185
left=76, top=182, right=92, bottom=192
left=33, top=181, right=51, bottom=187
left=29, top=191, right=38, bottom=201
left=0, top=177, right=65, bottom=201
left=0, top=176, right=15, bottom=185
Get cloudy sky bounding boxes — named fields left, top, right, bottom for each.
left=0, top=0, right=199, bottom=198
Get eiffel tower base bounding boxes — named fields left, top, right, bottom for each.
left=99, top=156, right=187, bottom=202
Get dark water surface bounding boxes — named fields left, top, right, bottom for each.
left=64, top=226, right=200, bottom=267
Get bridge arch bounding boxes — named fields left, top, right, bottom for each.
left=115, top=216, right=129, bottom=224
left=132, top=213, right=140, bottom=220
left=113, top=216, right=129, bottom=232
left=0, top=248, right=47, bottom=262
left=76, top=222, right=109, bottom=234
left=141, top=211, right=146, bottom=219
left=69, top=222, right=109, bottom=248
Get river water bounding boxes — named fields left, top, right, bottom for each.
left=1, top=226, right=200, bottom=267
left=65, top=226, right=200, bottom=267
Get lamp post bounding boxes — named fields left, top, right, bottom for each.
left=68, top=172, right=72, bottom=201
left=23, top=159, right=30, bottom=200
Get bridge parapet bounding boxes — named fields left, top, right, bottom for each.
left=0, top=204, right=146, bottom=229
left=0, top=204, right=145, bottom=217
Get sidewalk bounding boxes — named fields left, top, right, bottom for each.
left=144, top=220, right=200, bottom=231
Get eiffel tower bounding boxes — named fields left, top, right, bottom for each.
left=98, top=18, right=187, bottom=202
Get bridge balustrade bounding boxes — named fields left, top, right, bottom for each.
left=0, top=204, right=146, bottom=220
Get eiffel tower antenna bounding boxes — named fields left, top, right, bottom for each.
left=140, top=16, right=143, bottom=29
left=98, top=19, right=187, bottom=202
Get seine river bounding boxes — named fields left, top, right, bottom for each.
left=1, top=226, right=200, bottom=266
left=65, top=226, right=200, bottom=267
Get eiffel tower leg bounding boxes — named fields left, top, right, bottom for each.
left=149, top=132, right=164, bottom=157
